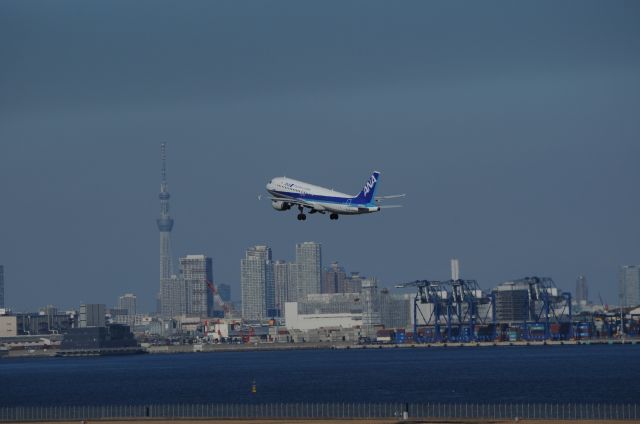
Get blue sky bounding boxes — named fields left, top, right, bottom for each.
left=1, top=1, right=639, bottom=311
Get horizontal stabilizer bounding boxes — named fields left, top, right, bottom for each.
left=376, top=194, right=406, bottom=201
left=379, top=205, right=403, bottom=209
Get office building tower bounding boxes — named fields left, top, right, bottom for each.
left=343, top=272, right=364, bottom=293
left=240, top=245, right=275, bottom=321
left=273, top=260, right=290, bottom=316
left=180, top=255, right=213, bottom=317
left=0, top=265, right=4, bottom=309
left=118, top=293, right=137, bottom=316
left=116, top=294, right=136, bottom=326
left=361, top=278, right=380, bottom=337
left=286, top=262, right=299, bottom=302
left=575, top=275, right=589, bottom=305
left=322, top=262, right=347, bottom=294
left=619, top=265, right=640, bottom=308
left=161, top=275, right=186, bottom=318
left=79, top=304, right=106, bottom=328
left=157, top=143, right=175, bottom=311
left=295, top=242, right=322, bottom=300
left=217, top=283, right=231, bottom=302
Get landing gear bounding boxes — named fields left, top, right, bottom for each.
left=330, top=213, right=339, bottom=220
left=297, top=206, right=306, bottom=221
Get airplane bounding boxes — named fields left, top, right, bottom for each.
left=264, top=171, right=404, bottom=221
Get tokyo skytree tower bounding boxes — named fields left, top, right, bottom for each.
left=157, top=143, right=174, bottom=289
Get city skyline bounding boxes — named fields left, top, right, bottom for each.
left=1, top=2, right=639, bottom=311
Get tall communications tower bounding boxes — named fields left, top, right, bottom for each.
left=157, top=143, right=174, bottom=292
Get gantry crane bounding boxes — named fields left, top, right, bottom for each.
left=396, top=279, right=496, bottom=342
left=512, top=276, right=572, bottom=340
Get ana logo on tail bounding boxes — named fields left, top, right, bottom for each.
left=363, top=174, right=378, bottom=196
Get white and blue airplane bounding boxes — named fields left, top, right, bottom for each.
left=264, top=171, right=404, bottom=220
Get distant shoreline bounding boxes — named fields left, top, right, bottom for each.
left=2, top=338, right=637, bottom=359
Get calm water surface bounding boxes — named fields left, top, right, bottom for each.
left=1, top=344, right=638, bottom=406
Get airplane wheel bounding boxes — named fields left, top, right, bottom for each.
left=301, top=214, right=307, bottom=221
left=297, top=214, right=302, bottom=220
left=330, top=213, right=338, bottom=220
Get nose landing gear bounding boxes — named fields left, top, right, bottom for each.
left=330, top=213, right=339, bottom=220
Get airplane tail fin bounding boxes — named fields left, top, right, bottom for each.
left=353, top=171, right=380, bottom=205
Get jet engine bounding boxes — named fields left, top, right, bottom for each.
left=271, top=200, right=291, bottom=211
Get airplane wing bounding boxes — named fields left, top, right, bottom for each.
left=266, top=196, right=318, bottom=209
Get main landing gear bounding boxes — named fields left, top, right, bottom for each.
left=330, top=213, right=339, bottom=220
left=297, top=206, right=306, bottom=221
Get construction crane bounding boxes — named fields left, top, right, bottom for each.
left=206, top=280, right=231, bottom=315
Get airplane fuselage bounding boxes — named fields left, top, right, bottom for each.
left=266, top=177, right=380, bottom=215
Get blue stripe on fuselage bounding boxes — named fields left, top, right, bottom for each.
left=269, top=190, right=372, bottom=207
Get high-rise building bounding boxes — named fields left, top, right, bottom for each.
left=295, top=242, right=322, bottom=300
left=0, top=265, right=4, bottom=309
left=180, top=255, right=214, bottom=317
left=287, top=262, right=298, bottom=302
left=575, top=275, right=589, bottom=305
left=79, top=304, right=106, bottom=328
left=322, top=262, right=347, bottom=294
left=118, top=294, right=137, bottom=316
left=361, top=278, right=380, bottom=337
left=342, top=272, right=364, bottom=293
left=273, top=260, right=290, bottom=316
left=161, top=275, right=186, bottom=318
left=157, top=143, right=175, bottom=312
left=161, top=255, right=213, bottom=318
left=619, top=265, right=640, bottom=308
left=241, top=245, right=274, bottom=321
